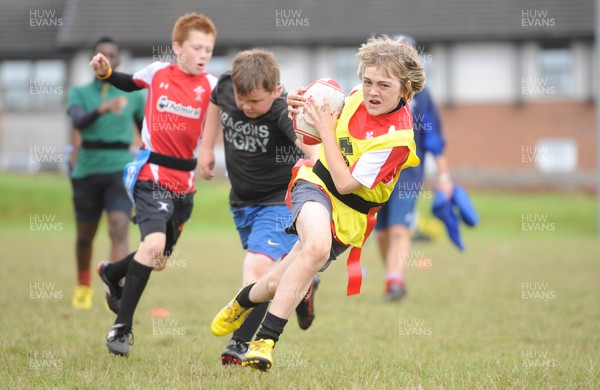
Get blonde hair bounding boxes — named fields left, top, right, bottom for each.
left=172, top=13, right=217, bottom=45
left=357, top=35, right=425, bottom=101
left=232, top=48, right=280, bottom=96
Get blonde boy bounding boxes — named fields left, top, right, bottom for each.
left=211, top=36, right=425, bottom=371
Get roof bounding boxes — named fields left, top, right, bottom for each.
left=0, top=0, right=594, bottom=56
left=0, top=0, right=68, bottom=57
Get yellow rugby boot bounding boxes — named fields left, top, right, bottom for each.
left=71, top=285, right=93, bottom=310
left=211, top=296, right=254, bottom=336
left=242, top=339, right=275, bottom=372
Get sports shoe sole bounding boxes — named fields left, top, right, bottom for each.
left=242, top=358, right=272, bottom=372
left=107, top=345, right=129, bottom=357
left=97, top=261, right=122, bottom=314
left=221, top=353, right=243, bottom=366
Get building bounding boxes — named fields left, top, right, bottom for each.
left=0, top=0, right=595, bottom=190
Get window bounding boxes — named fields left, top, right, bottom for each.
left=332, top=48, right=359, bottom=94
left=0, top=60, right=66, bottom=110
left=538, top=47, right=573, bottom=96
left=1, top=61, right=31, bottom=110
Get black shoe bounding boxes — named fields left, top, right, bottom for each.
left=106, top=324, right=133, bottom=356
left=296, top=275, right=320, bottom=330
left=384, top=281, right=407, bottom=302
left=97, top=261, right=123, bottom=314
left=221, top=338, right=248, bottom=366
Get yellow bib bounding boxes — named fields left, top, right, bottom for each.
left=295, top=90, right=420, bottom=247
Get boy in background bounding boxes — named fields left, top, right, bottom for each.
left=199, top=48, right=319, bottom=365
left=375, top=34, right=453, bottom=302
left=67, top=37, right=145, bottom=310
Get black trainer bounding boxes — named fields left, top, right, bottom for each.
left=106, top=324, right=133, bottom=356
left=295, top=275, right=320, bottom=330
left=97, top=261, right=123, bottom=314
left=221, top=338, right=248, bottom=366
left=384, top=280, right=407, bottom=302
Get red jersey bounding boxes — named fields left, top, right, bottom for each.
left=132, top=62, right=217, bottom=194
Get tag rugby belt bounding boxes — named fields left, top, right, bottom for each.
left=81, top=142, right=197, bottom=171
left=81, top=140, right=130, bottom=150
left=312, top=159, right=383, bottom=214
left=144, top=149, right=197, bottom=171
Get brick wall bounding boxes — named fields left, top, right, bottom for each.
left=437, top=102, right=597, bottom=192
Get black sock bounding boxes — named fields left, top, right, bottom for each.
left=115, top=260, right=152, bottom=326
left=106, top=252, right=136, bottom=282
left=236, top=283, right=260, bottom=308
left=255, top=312, right=288, bottom=344
left=232, top=302, right=269, bottom=343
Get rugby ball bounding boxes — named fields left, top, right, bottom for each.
left=293, top=78, right=345, bottom=145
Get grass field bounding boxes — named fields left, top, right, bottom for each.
left=1, top=173, right=599, bottom=389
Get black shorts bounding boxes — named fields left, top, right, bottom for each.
left=71, top=172, right=132, bottom=222
left=132, top=180, right=194, bottom=256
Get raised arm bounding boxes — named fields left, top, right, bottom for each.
left=90, top=53, right=141, bottom=92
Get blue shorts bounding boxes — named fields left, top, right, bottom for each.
left=375, top=180, right=418, bottom=230
left=231, top=205, right=298, bottom=261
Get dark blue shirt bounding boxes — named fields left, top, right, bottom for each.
left=399, top=87, right=445, bottom=185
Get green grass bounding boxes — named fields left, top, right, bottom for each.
left=0, top=173, right=599, bottom=389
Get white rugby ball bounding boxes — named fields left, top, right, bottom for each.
left=293, top=78, right=345, bottom=145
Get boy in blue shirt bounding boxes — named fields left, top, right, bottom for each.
left=375, top=35, right=454, bottom=301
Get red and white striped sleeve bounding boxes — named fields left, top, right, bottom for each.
left=350, top=145, right=409, bottom=189
left=132, top=62, right=170, bottom=88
